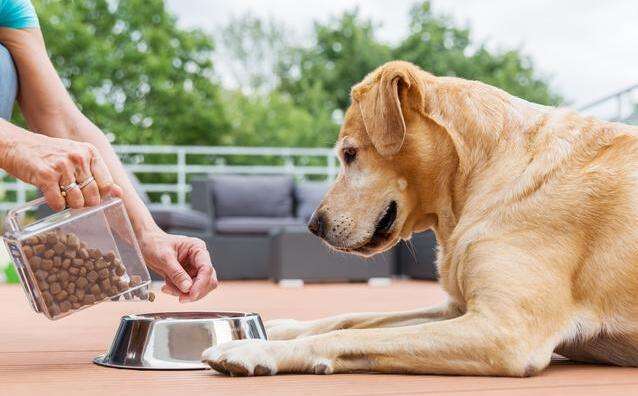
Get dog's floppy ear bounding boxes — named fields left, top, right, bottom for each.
left=353, top=71, right=410, bottom=157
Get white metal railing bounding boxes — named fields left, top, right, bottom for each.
left=578, top=83, right=638, bottom=123
left=0, top=145, right=338, bottom=210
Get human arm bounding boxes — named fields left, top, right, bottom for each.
left=0, top=26, right=217, bottom=301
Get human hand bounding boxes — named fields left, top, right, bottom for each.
left=138, top=230, right=218, bottom=302
left=3, top=132, right=122, bottom=211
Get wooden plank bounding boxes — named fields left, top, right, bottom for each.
left=1, top=281, right=638, bottom=396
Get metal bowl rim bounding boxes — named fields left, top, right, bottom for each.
left=125, top=311, right=262, bottom=321
left=93, top=354, right=209, bottom=371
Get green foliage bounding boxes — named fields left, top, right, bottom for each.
left=221, top=91, right=336, bottom=147
left=394, top=3, right=561, bottom=105
left=4, top=263, right=19, bottom=284
left=215, top=13, right=340, bottom=147
left=215, top=14, right=289, bottom=95
left=34, top=0, right=229, bottom=145
left=278, top=11, right=392, bottom=112
left=276, top=2, right=562, bottom=129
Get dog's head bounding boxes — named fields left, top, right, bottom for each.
left=308, top=61, right=457, bottom=256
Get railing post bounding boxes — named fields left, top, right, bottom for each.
left=327, top=153, right=337, bottom=181
left=16, top=180, right=26, bottom=206
left=177, top=148, right=186, bottom=208
left=284, top=156, right=294, bottom=177
left=616, top=95, right=623, bottom=121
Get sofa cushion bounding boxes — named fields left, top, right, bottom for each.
left=295, top=182, right=329, bottom=223
left=151, top=208, right=211, bottom=232
left=211, top=175, right=294, bottom=218
left=215, top=217, right=304, bottom=235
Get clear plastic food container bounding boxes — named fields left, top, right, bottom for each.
left=3, top=197, right=152, bottom=320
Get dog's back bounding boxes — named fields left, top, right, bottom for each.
left=442, top=99, right=638, bottom=359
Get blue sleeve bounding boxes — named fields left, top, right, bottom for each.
left=0, top=0, right=39, bottom=29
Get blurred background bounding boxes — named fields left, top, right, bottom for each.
left=1, top=0, right=637, bottom=283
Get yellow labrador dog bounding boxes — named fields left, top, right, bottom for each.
left=203, top=60, right=638, bottom=377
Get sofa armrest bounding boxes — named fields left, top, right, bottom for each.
left=190, top=178, right=216, bottom=232
left=150, top=207, right=213, bottom=233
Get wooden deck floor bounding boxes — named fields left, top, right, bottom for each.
left=1, top=280, right=637, bottom=395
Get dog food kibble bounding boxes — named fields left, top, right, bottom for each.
left=34, top=244, right=46, bottom=255
left=55, top=290, right=68, bottom=301
left=89, top=248, right=101, bottom=259
left=95, top=258, right=107, bottom=270
left=41, top=259, right=53, bottom=271
left=87, top=270, right=98, bottom=282
left=129, top=275, right=142, bottom=287
left=60, top=300, right=71, bottom=313
left=58, top=270, right=70, bottom=283
left=21, top=230, right=153, bottom=318
left=90, top=283, right=101, bottom=296
left=98, top=268, right=109, bottom=280
left=49, top=304, right=60, bottom=316
left=78, top=248, right=89, bottom=259
left=115, top=264, right=126, bottom=277
left=31, top=255, right=41, bottom=268
left=46, top=234, right=58, bottom=246
left=50, top=282, right=62, bottom=294
left=76, top=276, right=88, bottom=288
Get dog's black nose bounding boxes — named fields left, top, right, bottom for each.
left=308, top=212, right=326, bottom=238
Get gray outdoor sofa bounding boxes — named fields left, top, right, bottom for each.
left=190, top=175, right=395, bottom=281
left=396, top=230, right=438, bottom=280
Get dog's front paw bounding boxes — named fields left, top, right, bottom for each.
left=202, top=339, right=277, bottom=376
left=265, top=318, right=310, bottom=340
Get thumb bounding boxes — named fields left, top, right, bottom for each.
left=163, top=255, right=193, bottom=293
left=108, top=183, right=123, bottom=198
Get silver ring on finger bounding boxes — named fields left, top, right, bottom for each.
left=77, top=176, right=95, bottom=190
left=60, top=181, right=79, bottom=197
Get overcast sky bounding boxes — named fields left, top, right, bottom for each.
left=166, top=0, right=638, bottom=111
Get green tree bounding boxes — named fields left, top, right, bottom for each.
left=215, top=14, right=289, bottom=95
left=278, top=1, right=561, bottom=123
left=221, top=91, right=335, bottom=148
left=33, top=0, right=229, bottom=145
left=216, top=14, right=339, bottom=147
left=395, top=2, right=561, bottom=105
left=278, top=11, right=392, bottom=113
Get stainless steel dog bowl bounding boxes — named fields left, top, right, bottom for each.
left=94, top=312, right=267, bottom=370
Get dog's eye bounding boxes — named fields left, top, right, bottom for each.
left=343, top=147, right=357, bottom=165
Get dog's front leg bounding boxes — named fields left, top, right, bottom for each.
left=266, top=302, right=461, bottom=340
left=203, top=311, right=555, bottom=377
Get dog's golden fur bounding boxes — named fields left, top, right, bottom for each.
left=203, top=61, right=638, bottom=376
